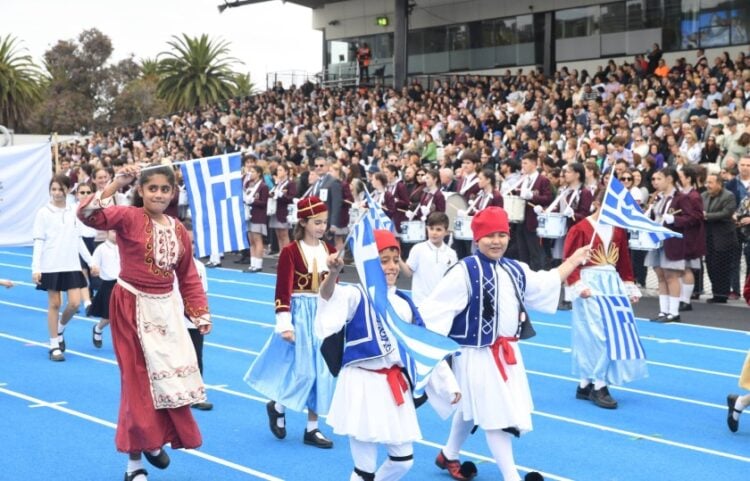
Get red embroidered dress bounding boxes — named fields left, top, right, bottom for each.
left=78, top=194, right=209, bottom=453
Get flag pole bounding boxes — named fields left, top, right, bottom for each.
left=52, top=132, right=59, bottom=173
left=587, top=171, right=615, bottom=251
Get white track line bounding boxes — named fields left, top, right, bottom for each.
left=0, top=385, right=284, bottom=481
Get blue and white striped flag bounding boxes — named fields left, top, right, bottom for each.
left=349, top=212, right=459, bottom=394
left=594, top=294, right=646, bottom=360
left=600, top=177, right=682, bottom=244
left=362, top=189, right=395, bottom=232
left=181, top=153, right=248, bottom=258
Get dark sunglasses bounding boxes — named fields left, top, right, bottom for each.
left=621, top=177, right=633, bottom=181
left=315, top=164, right=325, bottom=168
left=77, top=190, right=93, bottom=194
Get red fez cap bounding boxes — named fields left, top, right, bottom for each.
left=297, top=196, right=327, bottom=220
left=471, top=206, right=510, bottom=242
left=374, top=229, right=400, bottom=254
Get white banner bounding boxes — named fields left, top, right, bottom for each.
left=0, top=143, right=52, bottom=246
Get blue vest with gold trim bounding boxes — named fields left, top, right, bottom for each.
left=448, top=254, right=526, bottom=348
left=341, top=285, right=424, bottom=367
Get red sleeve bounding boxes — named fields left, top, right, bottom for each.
left=672, top=192, right=703, bottom=229
left=613, top=228, right=635, bottom=282
left=531, top=176, right=554, bottom=207
left=434, top=191, right=446, bottom=212
left=575, top=188, right=593, bottom=223
left=395, top=183, right=410, bottom=210
left=274, top=243, right=296, bottom=314
left=563, top=223, right=587, bottom=286
left=253, top=183, right=269, bottom=209
left=384, top=192, right=396, bottom=216
left=77, top=194, right=133, bottom=232
left=175, top=223, right=209, bottom=319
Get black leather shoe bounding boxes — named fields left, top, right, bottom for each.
left=678, top=302, right=692, bottom=312
left=244, top=266, right=262, bottom=273
left=524, top=472, right=544, bottom=481
left=727, top=394, right=741, bottom=433
left=650, top=313, right=668, bottom=322
left=576, top=383, right=592, bottom=400
left=266, top=401, right=286, bottom=439
left=234, top=256, right=251, bottom=264
left=58, top=332, right=66, bottom=352
left=303, top=428, right=333, bottom=449
left=589, top=386, right=618, bottom=409
left=653, top=314, right=680, bottom=323
left=124, top=468, right=148, bottom=481
left=558, top=301, right=572, bottom=311
left=205, top=261, right=221, bottom=268
left=143, top=448, right=170, bottom=469
left=49, top=347, right=65, bottom=362
left=191, top=401, right=214, bottom=411
left=92, top=325, right=103, bottom=349
left=707, top=297, right=727, bottom=304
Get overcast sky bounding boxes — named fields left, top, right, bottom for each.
left=5, top=0, right=322, bottom=88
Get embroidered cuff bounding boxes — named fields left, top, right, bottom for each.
left=625, top=283, right=642, bottom=299
left=570, top=281, right=590, bottom=299
left=80, top=191, right=114, bottom=218
left=275, top=311, right=294, bottom=333
left=191, top=314, right=211, bottom=328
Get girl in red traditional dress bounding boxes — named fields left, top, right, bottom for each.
left=244, top=196, right=336, bottom=449
left=78, top=164, right=210, bottom=481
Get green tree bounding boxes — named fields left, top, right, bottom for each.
left=0, top=35, right=44, bottom=131
left=233, top=72, right=255, bottom=98
left=156, top=34, right=241, bottom=111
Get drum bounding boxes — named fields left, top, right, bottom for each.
left=504, top=195, right=526, bottom=223
left=454, top=214, right=474, bottom=240
left=536, top=213, right=568, bottom=239
left=444, top=192, right=469, bottom=232
left=628, top=230, right=662, bottom=251
left=400, top=221, right=426, bottom=243
left=348, top=206, right=362, bottom=228
left=286, top=198, right=299, bottom=225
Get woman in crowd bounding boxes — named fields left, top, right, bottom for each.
left=244, top=165, right=269, bottom=273
left=676, top=166, right=706, bottom=311
left=78, top=164, right=210, bottom=481
left=269, top=162, right=297, bottom=253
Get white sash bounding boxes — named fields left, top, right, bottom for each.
left=117, top=278, right=206, bottom=409
left=459, top=175, right=479, bottom=195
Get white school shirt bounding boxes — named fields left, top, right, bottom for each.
left=31, top=203, right=93, bottom=273
left=406, top=240, right=458, bottom=307
left=91, top=241, right=121, bottom=281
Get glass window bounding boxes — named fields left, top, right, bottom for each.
left=408, top=30, right=424, bottom=56
left=448, top=25, right=468, bottom=51
left=698, top=0, right=731, bottom=47
left=497, top=17, right=518, bottom=46
left=370, top=33, right=394, bottom=60
left=642, top=0, right=665, bottom=28
left=516, top=14, right=534, bottom=43
left=733, top=6, right=750, bottom=45
left=555, top=6, right=601, bottom=39
left=602, top=2, right=627, bottom=33
left=476, top=20, right=496, bottom=48
left=423, top=26, right=447, bottom=54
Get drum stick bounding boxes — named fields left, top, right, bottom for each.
left=669, top=209, right=682, bottom=215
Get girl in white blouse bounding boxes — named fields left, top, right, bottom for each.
left=32, top=175, right=92, bottom=362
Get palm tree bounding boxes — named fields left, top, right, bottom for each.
left=0, top=35, right=44, bottom=131
left=139, top=57, right=160, bottom=81
left=156, top=34, right=240, bottom=111
left=233, top=72, right=256, bottom=98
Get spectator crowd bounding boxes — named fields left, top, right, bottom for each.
left=54, top=46, right=750, bottom=309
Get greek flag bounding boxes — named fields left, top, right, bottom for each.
left=181, top=153, right=248, bottom=258
left=362, top=189, right=395, bottom=231
left=349, top=213, right=459, bottom=394
left=600, top=177, right=682, bottom=243
left=594, top=294, right=646, bottom=360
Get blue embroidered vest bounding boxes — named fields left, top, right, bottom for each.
left=448, top=254, right=526, bottom=347
left=341, top=285, right=424, bottom=367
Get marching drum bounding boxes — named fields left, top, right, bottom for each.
left=536, top=213, right=568, bottom=239
left=454, top=214, right=474, bottom=241
left=504, top=195, right=526, bottom=223
left=444, top=192, right=469, bottom=232
left=286, top=198, right=299, bottom=225
left=628, top=230, right=662, bottom=251
left=400, top=221, right=426, bottom=243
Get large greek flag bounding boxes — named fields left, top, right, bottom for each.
left=600, top=177, right=682, bottom=243
left=349, top=212, right=459, bottom=394
left=594, top=294, right=646, bottom=360
left=181, top=153, right=248, bottom=258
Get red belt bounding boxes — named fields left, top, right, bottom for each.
left=367, top=366, right=408, bottom=406
left=490, top=336, right=518, bottom=382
